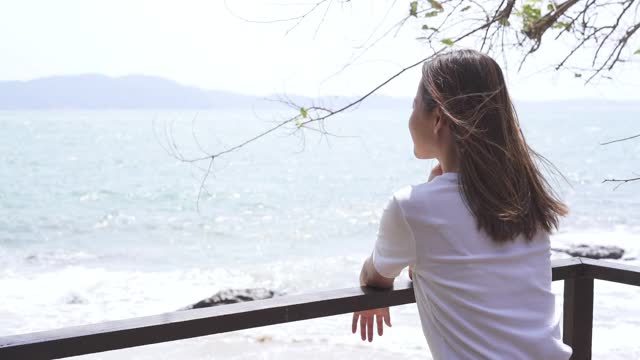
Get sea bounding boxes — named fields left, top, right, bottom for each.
left=1, top=101, right=639, bottom=359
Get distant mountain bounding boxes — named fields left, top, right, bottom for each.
left=0, top=74, right=260, bottom=109
left=5, top=74, right=633, bottom=110
left=0, top=74, right=410, bottom=109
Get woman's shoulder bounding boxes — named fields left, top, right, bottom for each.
left=393, top=172, right=460, bottom=202
left=392, top=185, right=414, bottom=202
left=389, top=185, right=433, bottom=215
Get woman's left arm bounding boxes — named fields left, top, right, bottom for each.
left=359, top=255, right=395, bottom=288
left=352, top=256, right=394, bottom=342
left=352, top=195, right=414, bottom=342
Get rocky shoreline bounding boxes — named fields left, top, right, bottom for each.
left=552, top=244, right=629, bottom=260
left=181, top=288, right=280, bottom=310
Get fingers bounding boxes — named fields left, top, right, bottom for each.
left=376, top=313, right=383, bottom=336
left=384, top=309, right=392, bottom=327
left=353, top=310, right=392, bottom=343
left=352, top=313, right=359, bottom=334
left=428, top=163, right=443, bottom=182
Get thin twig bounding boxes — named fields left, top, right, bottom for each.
left=601, top=133, right=640, bottom=145
left=603, top=177, right=640, bottom=190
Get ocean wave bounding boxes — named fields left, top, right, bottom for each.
left=23, top=249, right=99, bottom=266
left=0, top=255, right=369, bottom=335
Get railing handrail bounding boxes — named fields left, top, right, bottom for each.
left=1, top=257, right=638, bottom=360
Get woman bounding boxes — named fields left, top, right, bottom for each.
left=351, top=49, right=572, bottom=359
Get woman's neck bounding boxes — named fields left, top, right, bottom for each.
left=438, top=146, right=460, bottom=173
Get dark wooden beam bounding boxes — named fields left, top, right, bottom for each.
left=581, top=258, right=640, bottom=287
left=551, top=257, right=583, bottom=281
left=0, top=282, right=415, bottom=359
left=563, top=275, right=594, bottom=360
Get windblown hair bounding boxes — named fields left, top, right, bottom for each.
left=421, top=49, right=567, bottom=243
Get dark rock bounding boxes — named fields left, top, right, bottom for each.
left=562, top=244, right=625, bottom=260
left=181, top=288, right=278, bottom=310
left=62, top=293, right=88, bottom=305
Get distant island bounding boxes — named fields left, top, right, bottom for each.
left=0, top=74, right=409, bottom=110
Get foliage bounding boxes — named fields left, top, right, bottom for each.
left=404, top=0, right=638, bottom=80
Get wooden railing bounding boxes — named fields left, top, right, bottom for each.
left=1, top=257, right=639, bottom=360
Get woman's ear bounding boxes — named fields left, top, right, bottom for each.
left=433, top=107, right=443, bottom=135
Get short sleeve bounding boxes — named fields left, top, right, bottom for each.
left=372, top=195, right=416, bottom=278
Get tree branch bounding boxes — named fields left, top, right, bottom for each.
left=601, top=133, right=640, bottom=145
left=603, top=177, right=640, bottom=189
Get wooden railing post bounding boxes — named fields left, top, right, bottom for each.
left=563, top=277, right=594, bottom=360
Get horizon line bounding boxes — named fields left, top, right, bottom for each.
left=2, top=73, right=640, bottom=104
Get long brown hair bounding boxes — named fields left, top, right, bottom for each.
left=421, top=49, right=567, bottom=243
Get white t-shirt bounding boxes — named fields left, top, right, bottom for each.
left=372, top=172, right=572, bottom=360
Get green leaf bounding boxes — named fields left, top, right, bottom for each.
left=552, top=21, right=571, bottom=30
left=522, top=4, right=541, bottom=20
left=428, top=0, right=444, bottom=11
left=499, top=17, right=510, bottom=26
left=424, top=10, right=439, bottom=17
left=461, top=5, right=471, bottom=12
left=634, top=49, right=640, bottom=55
left=409, top=1, right=418, bottom=17
left=441, top=38, right=454, bottom=46
left=300, top=107, right=308, bottom=118
left=421, top=25, right=438, bottom=32
left=517, top=2, right=542, bottom=32
left=296, top=119, right=303, bottom=128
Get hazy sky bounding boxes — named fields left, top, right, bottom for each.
left=1, top=1, right=639, bottom=100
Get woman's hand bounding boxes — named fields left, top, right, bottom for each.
left=428, top=163, right=443, bottom=182
left=352, top=307, right=392, bottom=342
